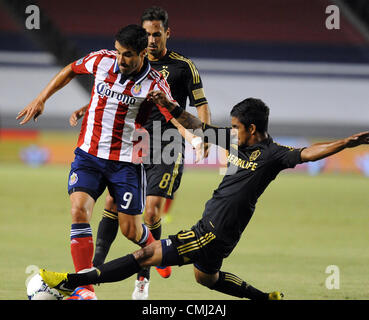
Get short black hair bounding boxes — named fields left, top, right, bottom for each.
left=115, top=24, right=148, bottom=54
left=141, top=6, right=169, bottom=30
left=230, top=98, right=270, bottom=133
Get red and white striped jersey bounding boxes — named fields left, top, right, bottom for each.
left=71, top=49, right=174, bottom=163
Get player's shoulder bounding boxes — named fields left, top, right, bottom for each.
left=168, top=50, right=201, bottom=84
left=168, top=50, right=198, bottom=69
left=148, top=66, right=164, bottom=82
left=267, top=137, right=301, bottom=161
left=85, top=49, right=116, bottom=61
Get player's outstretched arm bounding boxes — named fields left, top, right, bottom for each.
left=300, top=131, right=369, bottom=162
left=147, top=90, right=203, bottom=130
left=171, top=118, right=204, bottom=162
left=17, top=63, right=77, bottom=125
left=70, top=104, right=88, bottom=127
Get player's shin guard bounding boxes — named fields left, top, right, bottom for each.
left=70, top=223, right=94, bottom=292
left=210, top=271, right=269, bottom=300
left=93, top=209, right=119, bottom=267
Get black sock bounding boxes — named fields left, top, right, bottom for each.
left=148, top=219, right=162, bottom=240
left=92, top=209, right=119, bottom=267
left=210, top=271, right=269, bottom=300
left=68, top=254, right=141, bottom=287
left=136, top=219, right=162, bottom=281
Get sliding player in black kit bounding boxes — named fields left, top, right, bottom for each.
left=41, top=93, right=369, bottom=300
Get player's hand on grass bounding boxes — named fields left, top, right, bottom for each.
left=345, top=131, right=369, bottom=148
left=17, top=98, right=45, bottom=125
left=69, top=106, right=87, bottom=127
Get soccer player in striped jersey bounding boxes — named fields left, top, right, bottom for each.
left=69, top=7, right=212, bottom=299
left=16, top=25, right=184, bottom=294
left=39, top=94, right=369, bottom=300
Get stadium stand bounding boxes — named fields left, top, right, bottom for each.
left=0, top=0, right=368, bottom=136
left=1, top=0, right=368, bottom=62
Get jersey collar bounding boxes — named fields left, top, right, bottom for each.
left=114, top=57, right=151, bottom=84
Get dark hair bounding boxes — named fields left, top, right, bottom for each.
left=141, top=6, right=169, bottom=30
left=230, top=98, right=270, bottom=133
left=115, top=24, right=148, bottom=54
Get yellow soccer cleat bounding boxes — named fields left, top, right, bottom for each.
left=39, top=269, right=74, bottom=296
left=268, top=291, right=284, bottom=300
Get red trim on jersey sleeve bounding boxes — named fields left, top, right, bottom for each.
left=154, top=78, right=176, bottom=122
left=156, top=104, right=173, bottom=122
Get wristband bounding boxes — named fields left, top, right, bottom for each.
left=170, top=105, right=184, bottom=118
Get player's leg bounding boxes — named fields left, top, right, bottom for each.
left=193, top=266, right=282, bottom=300
left=69, top=191, right=96, bottom=284
left=40, top=239, right=170, bottom=293
left=137, top=195, right=170, bottom=282
left=136, top=161, right=183, bottom=285
left=132, top=195, right=162, bottom=299
left=144, top=195, right=165, bottom=242
left=92, top=192, right=119, bottom=267
left=117, top=211, right=155, bottom=246
left=67, top=151, right=107, bottom=292
left=118, top=211, right=156, bottom=300
left=40, top=231, right=187, bottom=295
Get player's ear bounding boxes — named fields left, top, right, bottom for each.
left=248, top=124, right=257, bottom=135
left=140, top=48, right=148, bottom=58
left=166, top=27, right=171, bottom=39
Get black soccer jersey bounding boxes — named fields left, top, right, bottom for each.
left=143, top=50, right=208, bottom=157
left=196, top=125, right=304, bottom=258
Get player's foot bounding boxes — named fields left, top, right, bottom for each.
left=155, top=265, right=171, bottom=278
left=39, top=269, right=75, bottom=296
left=268, top=291, right=284, bottom=300
left=132, top=277, right=150, bottom=300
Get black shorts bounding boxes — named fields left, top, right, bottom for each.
left=144, top=152, right=184, bottom=199
left=161, top=223, right=224, bottom=275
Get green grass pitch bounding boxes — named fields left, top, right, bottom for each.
left=0, top=163, right=368, bottom=300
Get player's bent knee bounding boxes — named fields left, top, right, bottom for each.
left=144, top=208, right=159, bottom=225
left=70, top=205, right=89, bottom=223
left=69, top=192, right=94, bottom=223
left=104, top=194, right=117, bottom=212
left=194, top=270, right=218, bottom=288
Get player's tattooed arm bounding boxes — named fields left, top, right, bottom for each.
left=147, top=90, right=203, bottom=130
left=174, top=110, right=203, bottom=130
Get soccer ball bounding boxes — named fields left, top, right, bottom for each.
left=27, top=273, right=64, bottom=300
